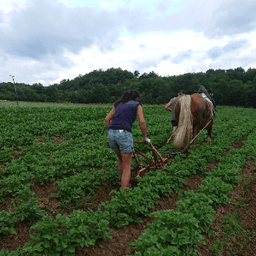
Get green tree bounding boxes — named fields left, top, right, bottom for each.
left=227, top=80, right=243, bottom=106
left=133, top=70, right=140, bottom=78
left=88, top=83, right=111, bottom=103
left=211, top=76, right=230, bottom=105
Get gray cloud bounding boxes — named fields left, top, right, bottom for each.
left=0, top=0, right=147, bottom=60
left=139, top=44, right=147, bottom=49
left=0, top=47, right=74, bottom=85
left=207, top=39, right=249, bottom=59
left=223, top=39, right=248, bottom=53
left=134, top=0, right=223, bottom=33
left=204, top=0, right=256, bottom=38
left=0, top=10, right=5, bottom=23
left=205, top=48, right=256, bottom=73
left=0, top=0, right=150, bottom=85
left=154, top=0, right=171, bottom=14
left=125, top=0, right=256, bottom=40
left=133, top=58, right=159, bottom=70
left=3, top=0, right=253, bottom=63
left=132, top=54, right=171, bottom=72
left=161, top=54, right=171, bottom=61
left=171, top=49, right=192, bottom=64
left=207, top=46, right=223, bottom=60
left=1, top=0, right=256, bottom=86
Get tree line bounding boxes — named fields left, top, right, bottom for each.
left=1, top=67, right=256, bottom=108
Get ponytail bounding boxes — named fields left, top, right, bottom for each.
left=114, top=91, right=130, bottom=106
left=114, top=90, right=141, bottom=106
left=128, top=90, right=141, bottom=102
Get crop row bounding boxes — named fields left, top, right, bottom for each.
left=1, top=107, right=255, bottom=255
left=0, top=106, right=255, bottom=255
left=128, top=126, right=256, bottom=255
left=0, top=106, right=172, bottom=204
left=0, top=107, right=250, bottom=204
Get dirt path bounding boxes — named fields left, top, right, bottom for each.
left=0, top=142, right=255, bottom=255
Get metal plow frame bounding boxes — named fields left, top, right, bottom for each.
left=133, top=141, right=171, bottom=177
left=133, top=118, right=213, bottom=177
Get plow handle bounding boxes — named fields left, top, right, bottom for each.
left=134, top=141, right=164, bottom=162
left=149, top=142, right=164, bottom=162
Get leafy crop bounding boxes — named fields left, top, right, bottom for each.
left=0, top=105, right=255, bottom=255
left=25, top=210, right=111, bottom=256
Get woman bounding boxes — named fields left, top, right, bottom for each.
left=105, top=90, right=150, bottom=190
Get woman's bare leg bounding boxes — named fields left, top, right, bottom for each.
left=114, top=151, right=132, bottom=190
left=120, top=152, right=132, bottom=190
left=114, top=151, right=123, bottom=178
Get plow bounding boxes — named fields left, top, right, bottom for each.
left=133, top=141, right=171, bottom=178
left=133, top=118, right=213, bottom=178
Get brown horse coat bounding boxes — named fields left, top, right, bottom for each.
left=173, top=93, right=214, bottom=149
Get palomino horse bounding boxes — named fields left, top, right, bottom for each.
left=173, top=93, right=214, bottom=149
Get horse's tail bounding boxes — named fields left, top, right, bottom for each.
left=173, top=95, right=193, bottom=149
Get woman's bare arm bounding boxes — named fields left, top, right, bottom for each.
left=137, top=105, right=147, bottom=139
left=165, top=99, right=173, bottom=111
left=104, top=107, right=115, bottom=130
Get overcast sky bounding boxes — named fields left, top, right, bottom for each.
left=1, top=0, right=256, bottom=86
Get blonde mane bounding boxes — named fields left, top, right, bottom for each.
left=173, top=95, right=193, bottom=149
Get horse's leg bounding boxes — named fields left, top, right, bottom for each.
left=206, top=120, right=213, bottom=144
left=193, top=124, right=200, bottom=145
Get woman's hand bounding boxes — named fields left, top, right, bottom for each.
left=143, top=138, right=151, bottom=144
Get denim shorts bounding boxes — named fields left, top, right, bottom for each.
left=108, top=129, right=134, bottom=153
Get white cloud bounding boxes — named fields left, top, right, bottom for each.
left=54, top=31, right=229, bottom=82
left=100, top=0, right=124, bottom=11
left=0, top=0, right=28, bottom=14
left=204, top=0, right=256, bottom=38
left=1, top=0, right=256, bottom=86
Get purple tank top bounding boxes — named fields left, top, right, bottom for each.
left=109, top=100, right=141, bottom=133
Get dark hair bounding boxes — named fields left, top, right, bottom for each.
left=114, top=90, right=141, bottom=106
left=178, top=90, right=185, bottom=95
left=128, top=90, right=141, bottom=102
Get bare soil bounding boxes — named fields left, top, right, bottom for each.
left=0, top=139, right=255, bottom=255
left=197, top=159, right=256, bottom=256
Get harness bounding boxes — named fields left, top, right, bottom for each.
left=201, top=93, right=212, bottom=104
left=200, top=93, right=215, bottom=118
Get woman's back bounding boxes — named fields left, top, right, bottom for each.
left=109, top=100, right=141, bottom=133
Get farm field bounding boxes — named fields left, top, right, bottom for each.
left=0, top=101, right=256, bottom=255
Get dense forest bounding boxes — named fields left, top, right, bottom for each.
left=1, top=67, right=256, bottom=107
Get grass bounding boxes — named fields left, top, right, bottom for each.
left=210, top=173, right=256, bottom=255
left=0, top=101, right=112, bottom=108
left=0, top=101, right=163, bottom=108
left=210, top=213, right=255, bottom=255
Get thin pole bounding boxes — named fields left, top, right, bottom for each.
left=180, top=118, right=213, bottom=153
left=10, top=75, right=18, bottom=105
